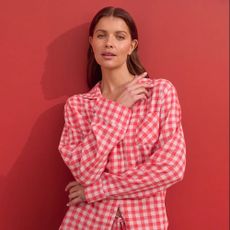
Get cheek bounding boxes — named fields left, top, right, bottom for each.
left=91, top=44, right=103, bottom=64
left=91, top=39, right=103, bottom=52
left=119, top=43, right=132, bottom=55
left=92, top=44, right=101, bottom=54
left=91, top=46, right=102, bottom=62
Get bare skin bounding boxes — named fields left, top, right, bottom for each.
left=115, top=72, right=152, bottom=108
left=65, top=181, right=85, bottom=206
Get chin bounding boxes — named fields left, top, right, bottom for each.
left=98, top=61, right=126, bottom=71
left=100, top=63, right=119, bottom=69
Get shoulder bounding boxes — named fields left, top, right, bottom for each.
left=64, top=93, right=87, bottom=115
left=64, top=82, right=99, bottom=113
left=152, top=78, right=176, bottom=89
left=65, top=94, right=82, bottom=107
left=142, top=77, right=178, bottom=98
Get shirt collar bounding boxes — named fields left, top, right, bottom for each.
left=81, top=81, right=102, bottom=100
left=81, top=77, right=154, bottom=100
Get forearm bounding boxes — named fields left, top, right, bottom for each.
left=84, top=125, right=186, bottom=202
left=59, top=96, right=131, bottom=187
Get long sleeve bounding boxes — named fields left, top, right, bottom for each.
left=84, top=82, right=186, bottom=203
left=58, top=96, right=131, bottom=187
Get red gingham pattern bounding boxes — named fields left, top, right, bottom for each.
left=111, top=216, right=126, bottom=229
left=58, top=77, right=186, bottom=230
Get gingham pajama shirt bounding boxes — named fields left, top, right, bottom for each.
left=58, top=77, right=186, bottom=230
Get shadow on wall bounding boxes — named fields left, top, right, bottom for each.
left=41, top=23, right=89, bottom=99
left=0, top=23, right=89, bottom=230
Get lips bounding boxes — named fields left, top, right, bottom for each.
left=101, top=52, right=116, bottom=56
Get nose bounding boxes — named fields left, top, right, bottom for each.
left=105, top=35, right=114, bottom=48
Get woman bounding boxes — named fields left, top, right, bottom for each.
left=58, top=6, right=186, bottom=230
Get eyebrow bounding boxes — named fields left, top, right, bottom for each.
left=94, top=29, right=128, bottom=34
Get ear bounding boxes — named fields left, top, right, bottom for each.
left=129, top=39, right=138, bottom=55
left=89, top=36, right=93, bottom=46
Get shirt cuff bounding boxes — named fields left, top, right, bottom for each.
left=84, top=178, right=107, bottom=203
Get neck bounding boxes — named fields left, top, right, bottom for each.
left=100, top=66, right=134, bottom=96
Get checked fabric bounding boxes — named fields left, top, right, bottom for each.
left=58, top=77, right=186, bottom=230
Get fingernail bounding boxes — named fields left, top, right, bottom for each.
left=139, top=72, right=146, bottom=77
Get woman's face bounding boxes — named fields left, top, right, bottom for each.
left=89, top=16, right=137, bottom=70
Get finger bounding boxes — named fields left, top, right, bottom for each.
left=134, top=94, right=147, bottom=102
left=68, top=191, right=81, bottom=200
left=129, top=72, right=147, bottom=85
left=67, top=196, right=82, bottom=206
left=69, top=185, right=82, bottom=193
left=127, top=83, right=153, bottom=93
left=131, top=88, right=149, bottom=97
left=65, top=181, right=79, bottom=191
left=65, top=182, right=76, bottom=192
left=136, top=72, right=148, bottom=78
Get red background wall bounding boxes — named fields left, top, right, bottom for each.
left=0, top=0, right=228, bottom=229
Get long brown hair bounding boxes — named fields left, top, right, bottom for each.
left=87, top=6, right=147, bottom=89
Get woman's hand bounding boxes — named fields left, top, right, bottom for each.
left=65, top=181, right=86, bottom=206
left=115, top=72, right=153, bottom=108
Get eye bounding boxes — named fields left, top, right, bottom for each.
left=97, top=34, right=105, bottom=38
left=117, top=35, right=125, bottom=40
